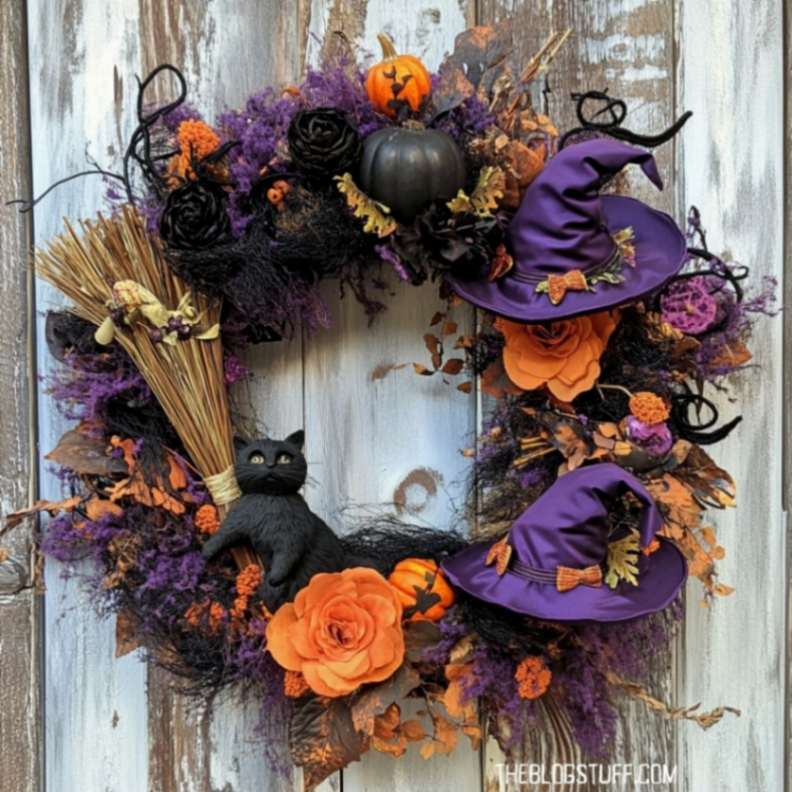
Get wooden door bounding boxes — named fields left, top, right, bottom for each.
left=0, top=1, right=787, bottom=790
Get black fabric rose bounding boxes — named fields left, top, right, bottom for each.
left=391, top=204, right=505, bottom=283
left=287, top=108, right=361, bottom=179
left=159, top=179, right=231, bottom=250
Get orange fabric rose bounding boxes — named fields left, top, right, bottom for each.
left=496, top=311, right=619, bottom=402
left=266, top=567, right=405, bottom=698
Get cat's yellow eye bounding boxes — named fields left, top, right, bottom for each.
left=249, top=453, right=265, bottom=464
left=276, top=453, right=292, bottom=465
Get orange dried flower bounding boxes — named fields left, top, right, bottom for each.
left=284, top=670, right=310, bottom=698
left=208, top=601, right=226, bottom=632
left=515, top=656, right=552, bottom=700
left=629, top=391, right=670, bottom=425
left=496, top=311, right=619, bottom=402
left=184, top=600, right=208, bottom=627
left=172, top=119, right=221, bottom=179
left=195, top=504, right=220, bottom=535
left=230, top=595, right=248, bottom=620
left=236, top=563, right=262, bottom=596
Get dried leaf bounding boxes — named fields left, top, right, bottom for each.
left=605, top=530, right=640, bottom=589
left=5, top=496, right=83, bottom=529
left=454, top=335, right=475, bottom=349
left=709, top=340, right=752, bottom=368
left=194, top=323, right=220, bottom=341
left=457, top=381, right=473, bottom=394
left=431, top=714, right=459, bottom=755
left=373, top=702, right=401, bottom=740
left=438, top=23, right=514, bottom=96
left=404, top=620, right=443, bottom=663
left=443, top=662, right=477, bottom=719
left=289, top=696, right=368, bottom=791
left=462, top=722, right=482, bottom=750
left=676, top=445, right=736, bottom=509
left=350, top=665, right=421, bottom=736
left=448, top=635, right=476, bottom=665
left=441, top=358, right=464, bottom=375
left=606, top=670, right=740, bottom=730
left=116, top=610, right=141, bottom=658
left=447, top=167, right=505, bottom=217
left=335, top=173, right=397, bottom=237
left=401, top=719, right=426, bottom=742
left=423, top=333, right=440, bottom=355
left=45, top=427, right=128, bottom=477
left=413, top=363, right=433, bottom=376
left=480, top=359, right=522, bottom=400
left=441, top=321, right=458, bottom=337
left=85, top=497, right=124, bottom=520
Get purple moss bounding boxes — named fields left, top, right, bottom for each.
left=219, top=61, right=385, bottom=236
left=46, top=348, right=150, bottom=425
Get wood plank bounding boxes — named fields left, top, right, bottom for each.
left=133, top=2, right=307, bottom=789
left=0, top=595, right=41, bottom=792
left=784, top=5, right=792, bottom=792
left=27, top=3, right=151, bottom=789
left=0, top=15, right=40, bottom=785
left=476, top=3, right=678, bottom=789
left=675, top=2, right=786, bottom=791
left=0, top=21, right=41, bottom=792
left=478, top=0, right=678, bottom=211
left=303, top=2, right=480, bottom=790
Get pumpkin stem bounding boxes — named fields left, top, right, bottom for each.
left=377, top=32, right=399, bottom=60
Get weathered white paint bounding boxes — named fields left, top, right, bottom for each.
left=27, top=3, right=150, bottom=790
left=675, top=2, right=786, bottom=792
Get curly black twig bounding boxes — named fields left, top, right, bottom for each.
left=671, top=385, right=742, bottom=445
left=559, top=89, right=692, bottom=149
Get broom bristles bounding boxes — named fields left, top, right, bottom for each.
left=35, top=207, right=256, bottom=568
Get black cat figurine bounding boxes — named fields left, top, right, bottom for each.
left=201, top=431, right=349, bottom=611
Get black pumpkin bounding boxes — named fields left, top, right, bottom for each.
left=358, top=127, right=466, bottom=222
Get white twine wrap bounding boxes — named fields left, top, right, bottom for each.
left=204, top=466, right=241, bottom=506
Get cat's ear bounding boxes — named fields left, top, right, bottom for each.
left=233, top=435, right=249, bottom=455
left=285, top=430, right=305, bottom=450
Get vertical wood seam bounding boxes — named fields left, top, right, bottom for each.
left=782, top=1, right=791, bottom=789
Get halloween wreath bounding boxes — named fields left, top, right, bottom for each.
left=4, top=25, right=776, bottom=787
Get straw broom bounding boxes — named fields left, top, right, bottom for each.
left=35, top=205, right=257, bottom=569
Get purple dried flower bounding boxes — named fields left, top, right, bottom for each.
left=224, top=353, right=250, bottom=385
left=374, top=243, right=410, bottom=282
left=661, top=277, right=717, bottom=334
left=625, top=416, right=673, bottom=457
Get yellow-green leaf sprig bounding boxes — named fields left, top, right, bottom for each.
left=95, top=280, right=220, bottom=346
left=335, top=173, right=397, bottom=238
left=447, top=166, right=505, bottom=218
left=605, top=530, right=641, bottom=589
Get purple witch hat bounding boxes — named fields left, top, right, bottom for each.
left=446, top=139, right=687, bottom=322
left=442, top=463, right=686, bottom=622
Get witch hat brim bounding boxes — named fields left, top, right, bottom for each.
left=442, top=535, right=686, bottom=623
left=448, top=194, right=686, bottom=322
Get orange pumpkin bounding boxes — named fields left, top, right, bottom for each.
left=366, top=33, right=431, bottom=118
left=388, top=558, right=455, bottom=622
